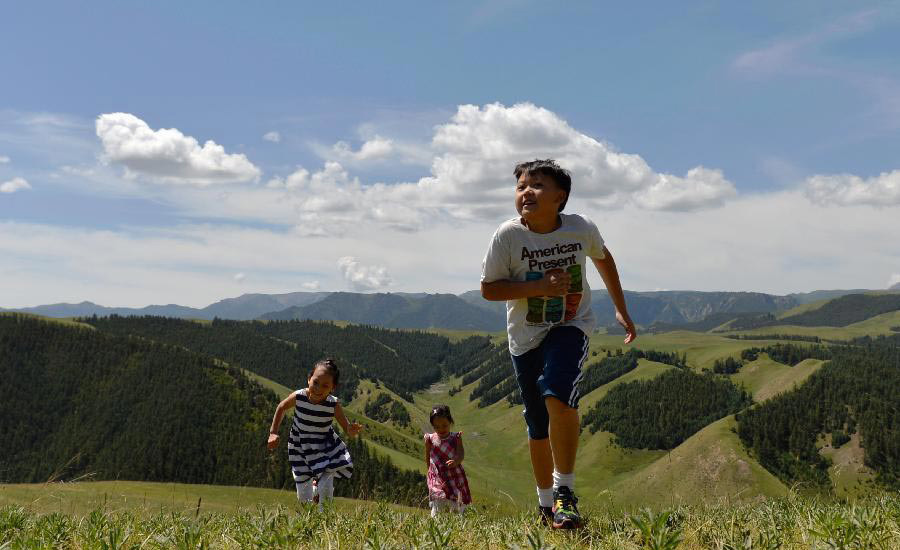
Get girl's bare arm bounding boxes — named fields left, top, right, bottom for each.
left=424, top=437, right=432, bottom=468
left=335, top=402, right=362, bottom=437
left=267, top=391, right=297, bottom=450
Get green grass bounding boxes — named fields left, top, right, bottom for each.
left=819, top=432, right=877, bottom=496
left=3, top=485, right=899, bottom=549
left=776, top=298, right=832, bottom=319
left=604, top=415, right=788, bottom=508
left=589, top=331, right=755, bottom=372
left=726, top=310, right=900, bottom=340
left=0, top=481, right=416, bottom=517
left=578, top=359, right=674, bottom=411
left=733, top=357, right=824, bottom=403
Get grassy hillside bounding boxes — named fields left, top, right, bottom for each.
left=733, top=357, right=824, bottom=402
left=605, top=415, right=788, bottom=508
left=7, top=306, right=898, bottom=515
left=727, top=310, right=900, bottom=340
left=0, top=481, right=416, bottom=517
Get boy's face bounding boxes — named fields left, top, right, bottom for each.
left=515, top=172, right=566, bottom=222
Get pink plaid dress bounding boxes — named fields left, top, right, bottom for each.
left=425, top=431, right=472, bottom=505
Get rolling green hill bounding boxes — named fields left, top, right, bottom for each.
left=0, top=315, right=424, bottom=506
left=4, top=302, right=899, bottom=512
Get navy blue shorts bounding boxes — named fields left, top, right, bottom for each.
left=510, top=325, right=590, bottom=440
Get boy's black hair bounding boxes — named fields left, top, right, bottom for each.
left=513, top=159, right=572, bottom=212
left=310, top=357, right=340, bottom=386
left=429, top=404, right=454, bottom=425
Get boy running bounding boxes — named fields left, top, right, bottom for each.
left=481, top=159, right=636, bottom=529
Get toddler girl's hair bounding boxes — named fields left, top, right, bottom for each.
left=310, top=357, right=340, bottom=386
left=430, top=404, right=454, bottom=425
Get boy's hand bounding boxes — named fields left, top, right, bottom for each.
left=267, top=433, right=280, bottom=451
left=617, top=311, right=637, bottom=344
left=540, top=271, right=571, bottom=296
left=348, top=422, right=363, bottom=437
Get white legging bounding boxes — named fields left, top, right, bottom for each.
left=430, top=498, right=466, bottom=517
left=296, top=473, right=335, bottom=504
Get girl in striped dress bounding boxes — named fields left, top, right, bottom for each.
left=425, top=404, right=472, bottom=516
left=267, top=358, right=362, bottom=507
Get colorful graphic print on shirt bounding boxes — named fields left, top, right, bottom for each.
left=520, top=243, right=584, bottom=325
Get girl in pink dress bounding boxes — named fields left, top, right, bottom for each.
left=424, top=404, right=472, bottom=516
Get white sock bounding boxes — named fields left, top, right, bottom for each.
left=553, top=470, right=575, bottom=492
left=537, top=486, right=554, bottom=507
left=295, top=480, right=314, bottom=503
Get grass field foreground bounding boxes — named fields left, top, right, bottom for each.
left=2, top=486, right=899, bottom=549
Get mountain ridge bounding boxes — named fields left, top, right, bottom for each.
left=5, top=288, right=896, bottom=331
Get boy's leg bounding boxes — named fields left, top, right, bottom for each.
left=528, top=438, right=553, bottom=489
left=538, top=326, right=589, bottom=528
left=539, top=326, right=589, bottom=477
left=512, top=346, right=554, bottom=510
left=545, top=397, right=579, bottom=475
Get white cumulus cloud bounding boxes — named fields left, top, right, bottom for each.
left=0, top=155, right=10, bottom=164
left=337, top=256, right=391, bottom=291
left=263, top=131, right=281, bottom=143
left=330, top=136, right=394, bottom=162
left=804, top=170, right=900, bottom=206
left=0, top=177, right=31, bottom=193
left=888, top=274, right=900, bottom=289
left=633, top=167, right=737, bottom=210
left=301, top=281, right=321, bottom=290
left=375, top=102, right=738, bottom=218
left=95, top=112, right=261, bottom=185
left=234, top=272, right=246, bottom=282
left=194, top=103, right=738, bottom=233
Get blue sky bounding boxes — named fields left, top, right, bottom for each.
left=2, top=1, right=899, bottom=307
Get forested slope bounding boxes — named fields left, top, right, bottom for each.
left=736, top=334, right=900, bottom=488
left=0, top=315, right=425, bottom=505
left=82, top=316, right=496, bottom=401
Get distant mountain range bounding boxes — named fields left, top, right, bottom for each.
left=259, top=292, right=506, bottom=331
left=4, top=288, right=898, bottom=331
left=0, top=292, right=329, bottom=321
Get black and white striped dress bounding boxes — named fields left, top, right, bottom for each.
left=287, top=389, right=353, bottom=483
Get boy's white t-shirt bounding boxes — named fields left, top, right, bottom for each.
left=481, top=213, right=606, bottom=356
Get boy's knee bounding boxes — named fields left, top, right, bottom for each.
left=544, top=395, right=577, bottom=414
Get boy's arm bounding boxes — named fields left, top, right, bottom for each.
left=334, top=402, right=362, bottom=437
left=481, top=274, right=570, bottom=301
left=267, top=391, right=298, bottom=450
left=481, top=228, right=570, bottom=301
left=591, top=247, right=637, bottom=344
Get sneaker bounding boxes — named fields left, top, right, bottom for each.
left=538, top=506, right=553, bottom=526
left=551, top=486, right=583, bottom=529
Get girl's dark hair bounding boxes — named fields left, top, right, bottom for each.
left=310, top=357, right=340, bottom=386
left=430, top=404, right=453, bottom=425
left=514, top=159, right=572, bottom=212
